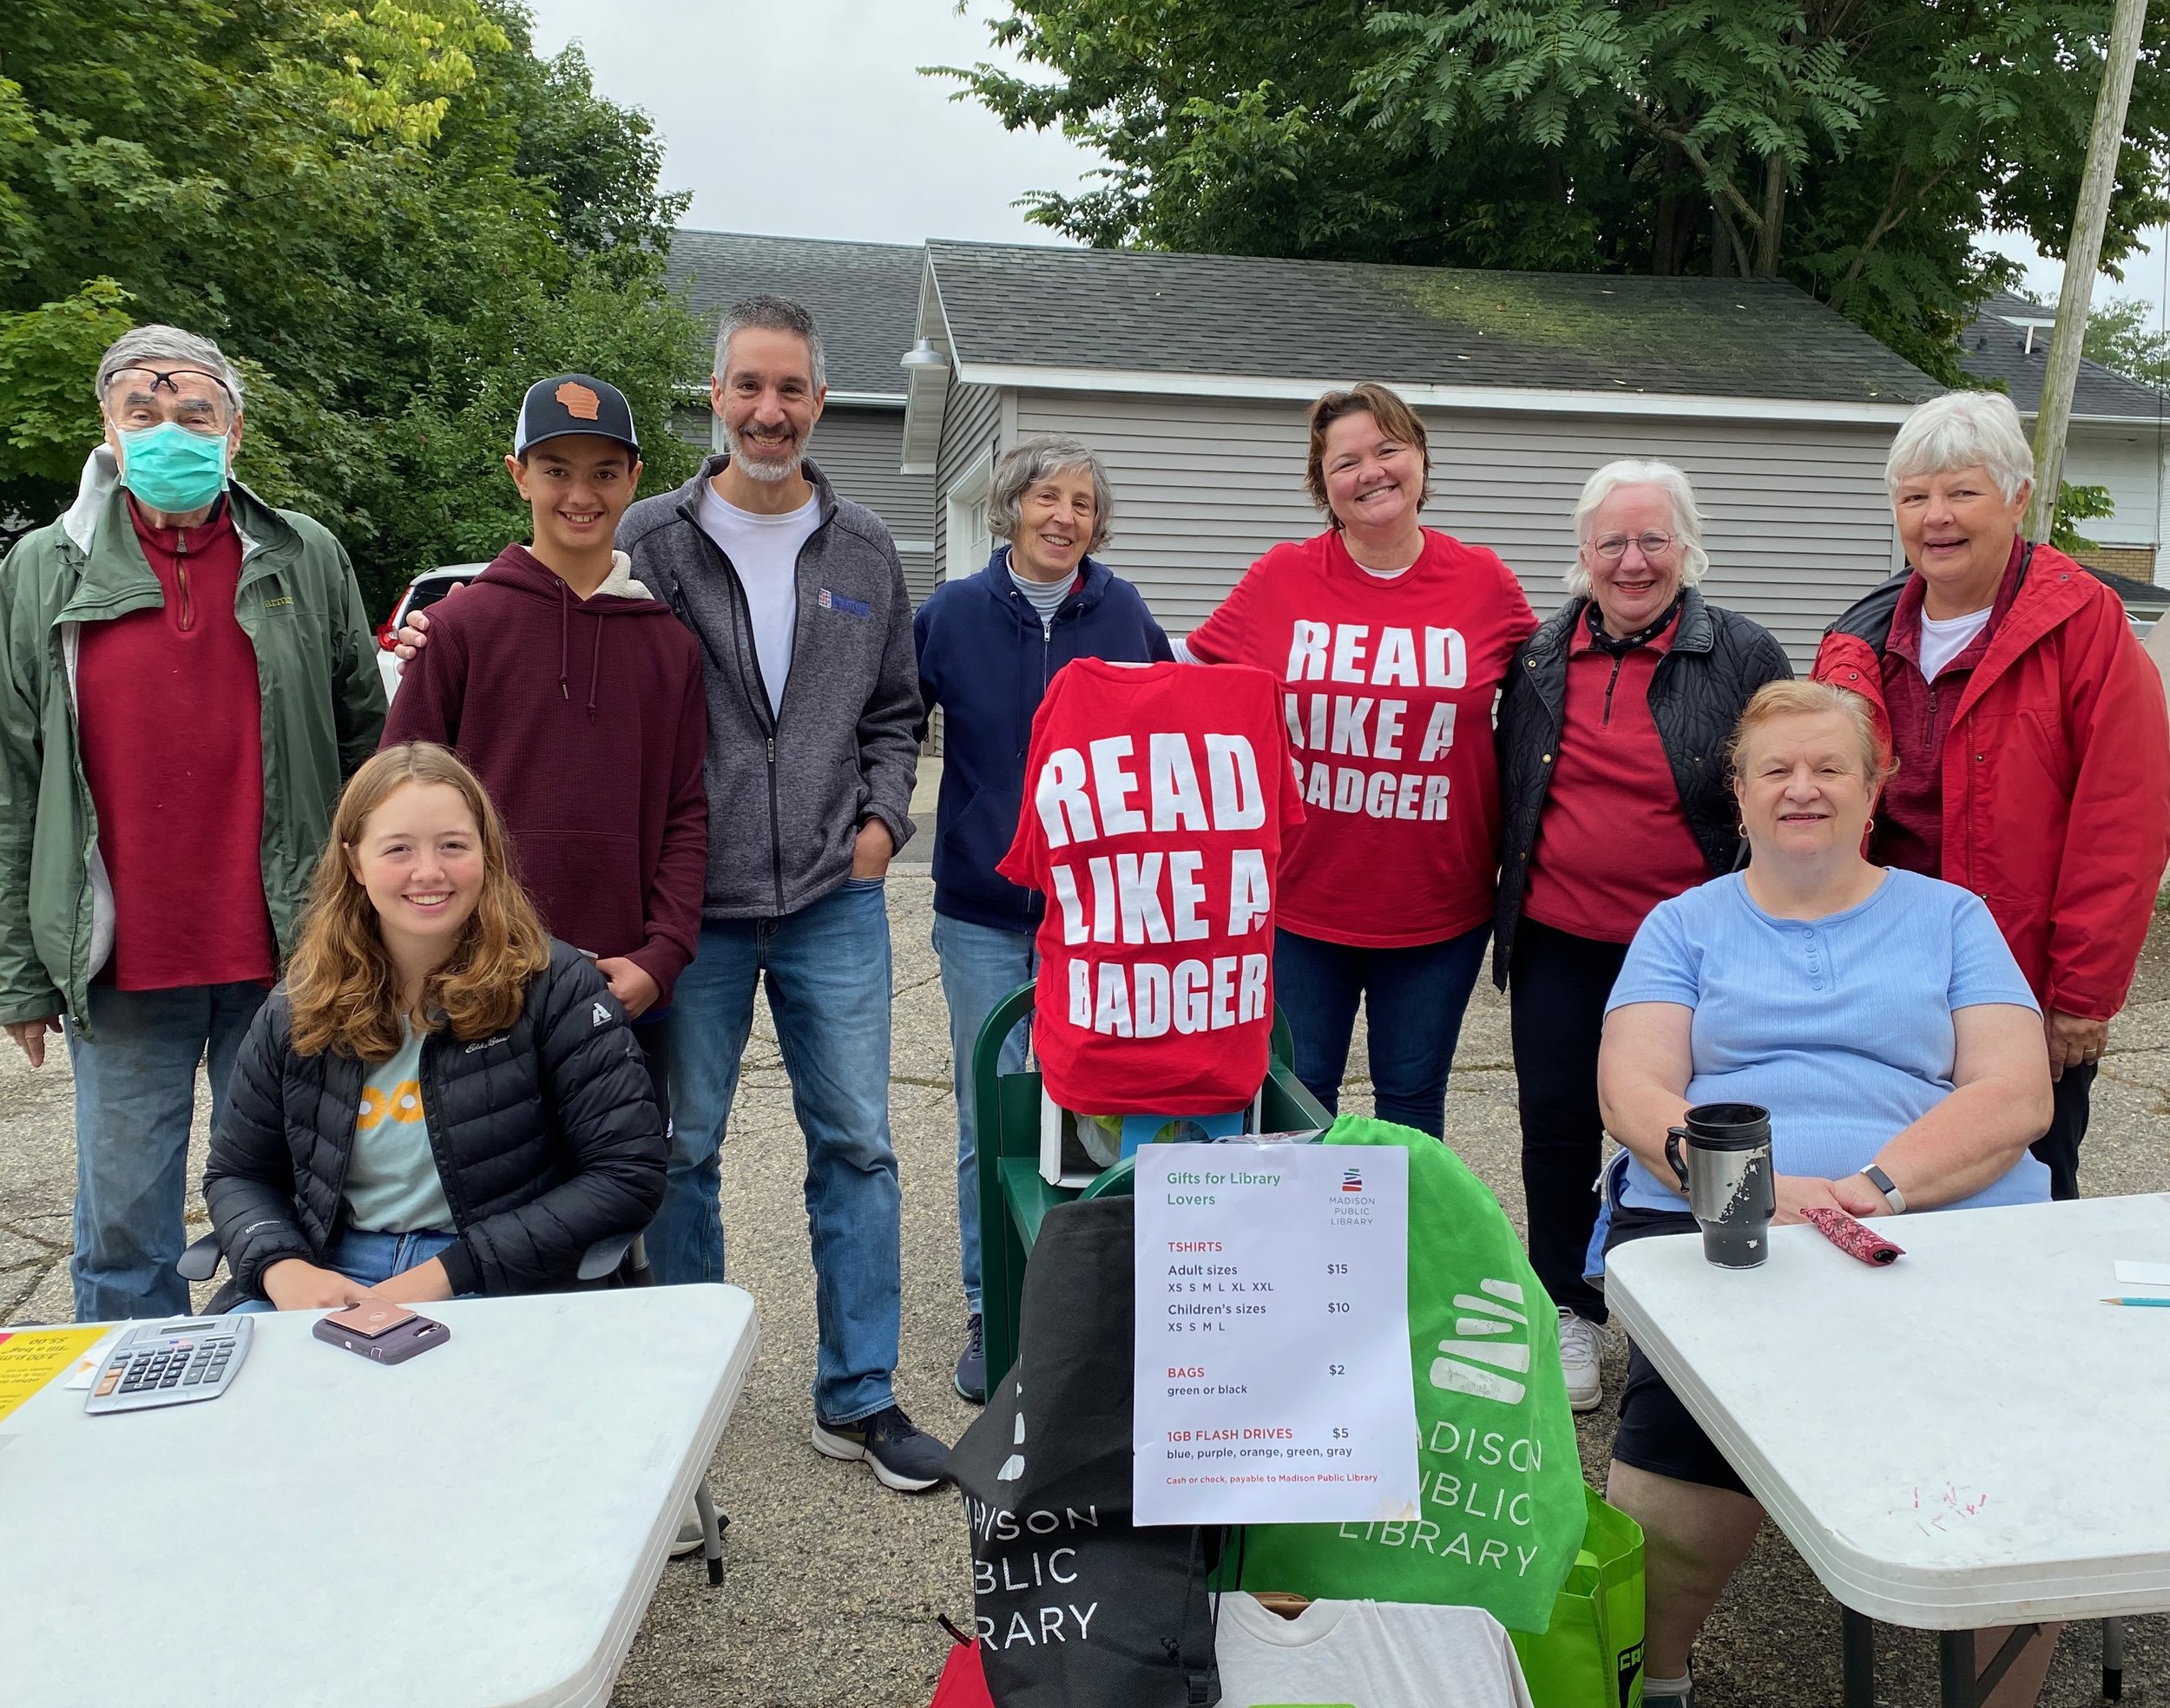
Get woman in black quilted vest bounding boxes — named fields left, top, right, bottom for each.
left=1491, top=461, right=1791, bottom=1415
left=204, top=742, right=664, bottom=1310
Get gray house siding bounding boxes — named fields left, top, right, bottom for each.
left=812, top=408, right=936, bottom=601
left=1009, top=391, right=1898, bottom=666
left=933, top=381, right=1003, bottom=582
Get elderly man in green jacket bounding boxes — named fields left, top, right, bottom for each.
left=0, top=325, right=385, bottom=1321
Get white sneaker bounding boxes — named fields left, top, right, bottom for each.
left=1557, top=1309, right=1605, bottom=1413
left=670, top=1503, right=704, bottom=1557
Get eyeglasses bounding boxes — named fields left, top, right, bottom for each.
left=1590, top=531, right=1678, bottom=562
left=104, top=365, right=234, bottom=399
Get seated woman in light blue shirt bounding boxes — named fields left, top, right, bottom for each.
left=1595, top=680, right=2054, bottom=1708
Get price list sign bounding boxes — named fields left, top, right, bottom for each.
left=1133, top=1142, right=1418, bottom=1526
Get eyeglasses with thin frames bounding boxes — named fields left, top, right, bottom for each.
left=1590, top=531, right=1677, bottom=562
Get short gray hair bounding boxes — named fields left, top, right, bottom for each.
left=1885, top=391, right=2035, bottom=501
left=95, top=325, right=245, bottom=414
left=1567, top=458, right=1709, bottom=595
left=713, top=293, right=825, bottom=392
left=987, top=434, right=1115, bottom=553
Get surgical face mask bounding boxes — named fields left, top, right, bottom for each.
left=116, top=420, right=231, bottom=514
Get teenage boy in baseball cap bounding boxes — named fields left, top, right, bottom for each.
left=384, top=372, right=708, bottom=1168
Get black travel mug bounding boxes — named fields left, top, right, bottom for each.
left=1664, top=1101, right=1776, bottom=1269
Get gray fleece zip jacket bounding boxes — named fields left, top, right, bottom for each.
left=618, top=454, right=919, bottom=919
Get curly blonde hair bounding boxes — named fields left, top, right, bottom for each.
left=286, top=744, right=549, bottom=1061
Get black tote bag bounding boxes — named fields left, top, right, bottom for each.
left=949, top=1196, right=1220, bottom=1707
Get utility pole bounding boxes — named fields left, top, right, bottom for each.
left=2026, top=0, right=2150, bottom=543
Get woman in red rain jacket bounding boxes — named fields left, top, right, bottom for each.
left=1813, top=389, right=2170, bottom=1198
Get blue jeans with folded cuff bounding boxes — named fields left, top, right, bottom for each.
left=1272, top=922, right=1490, bottom=1139
left=930, top=911, right=1036, bottom=1315
left=68, top=979, right=268, bottom=1323
left=660, top=877, right=903, bottom=1426
left=231, top=1226, right=464, bottom=1313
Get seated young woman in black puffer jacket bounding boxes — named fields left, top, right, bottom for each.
left=205, top=742, right=666, bottom=1311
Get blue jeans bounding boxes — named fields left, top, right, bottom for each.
left=68, top=980, right=267, bottom=1322
left=231, top=1226, right=463, bottom=1313
left=1273, top=922, right=1490, bottom=1138
left=661, top=878, right=901, bottom=1424
left=930, top=912, right=1036, bottom=1315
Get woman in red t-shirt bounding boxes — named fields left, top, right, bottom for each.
left=1180, top=383, right=1535, bottom=1134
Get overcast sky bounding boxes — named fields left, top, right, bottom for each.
left=522, top=0, right=1101, bottom=246
left=525, top=1, right=2168, bottom=323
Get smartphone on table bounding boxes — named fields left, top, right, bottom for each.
left=312, top=1298, right=450, bottom=1364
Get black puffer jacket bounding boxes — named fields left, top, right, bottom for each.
left=205, top=942, right=666, bottom=1301
left=1492, top=588, right=1792, bottom=985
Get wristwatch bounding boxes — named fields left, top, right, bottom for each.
left=1858, top=1163, right=1906, bottom=1215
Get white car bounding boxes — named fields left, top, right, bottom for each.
left=374, top=564, right=486, bottom=701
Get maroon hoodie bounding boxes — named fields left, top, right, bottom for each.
left=382, top=544, right=709, bottom=1004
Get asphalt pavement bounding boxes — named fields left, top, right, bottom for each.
left=3, top=874, right=2165, bottom=1705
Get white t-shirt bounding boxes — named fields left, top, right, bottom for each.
left=695, top=483, right=819, bottom=717
left=1213, top=1594, right=1535, bottom=1708
left=1917, top=604, right=1993, bottom=680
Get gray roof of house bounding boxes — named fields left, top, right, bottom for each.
left=665, top=231, right=924, bottom=399
left=924, top=240, right=1942, bottom=404
left=1959, top=291, right=2168, bottom=419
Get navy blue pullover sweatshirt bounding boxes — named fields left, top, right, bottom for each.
left=913, top=549, right=1172, bottom=931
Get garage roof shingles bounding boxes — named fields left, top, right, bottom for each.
left=1959, top=291, right=2168, bottom=420
left=927, top=240, right=1942, bottom=405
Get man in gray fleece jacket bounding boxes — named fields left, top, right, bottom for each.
left=404, top=295, right=941, bottom=1492
left=625, top=296, right=942, bottom=1492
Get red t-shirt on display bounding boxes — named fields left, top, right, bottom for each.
left=996, top=658, right=1305, bottom=1115
left=1520, top=614, right=1709, bottom=943
left=1184, top=528, right=1536, bottom=948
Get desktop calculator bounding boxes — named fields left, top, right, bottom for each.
left=84, top=1316, right=253, bottom=1415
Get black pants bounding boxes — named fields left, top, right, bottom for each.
left=1508, top=918, right=1629, bottom=1324
left=2031, top=1059, right=2094, bottom=1201
left=632, top=1017, right=673, bottom=1140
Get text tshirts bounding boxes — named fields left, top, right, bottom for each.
left=1213, top=1594, right=1535, bottom=1708
left=75, top=499, right=278, bottom=990
left=1521, top=608, right=1708, bottom=943
left=344, top=1022, right=456, bottom=1232
left=997, top=658, right=1304, bottom=1113
left=694, top=482, right=818, bottom=717
left=1185, top=529, right=1536, bottom=947
left=1607, top=869, right=2048, bottom=1212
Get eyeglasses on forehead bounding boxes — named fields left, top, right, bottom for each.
left=105, top=366, right=235, bottom=402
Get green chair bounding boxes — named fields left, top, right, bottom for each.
left=971, top=982, right=1332, bottom=1390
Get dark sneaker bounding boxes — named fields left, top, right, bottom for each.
left=812, top=1404, right=951, bottom=1492
left=955, top=1313, right=987, bottom=1403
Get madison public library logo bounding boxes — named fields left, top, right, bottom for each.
left=1428, top=1277, right=1533, bottom=1406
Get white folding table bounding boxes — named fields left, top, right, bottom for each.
left=1605, top=1194, right=2170, bottom=1708
left=0, top=1283, right=759, bottom=1708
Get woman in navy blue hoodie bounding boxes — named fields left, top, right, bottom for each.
left=913, top=435, right=1170, bottom=1400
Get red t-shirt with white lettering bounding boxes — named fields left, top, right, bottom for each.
left=996, top=658, right=1305, bottom=1114
left=1184, top=529, right=1535, bottom=948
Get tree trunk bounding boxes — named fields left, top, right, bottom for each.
left=1653, top=142, right=1692, bottom=275
left=1754, top=154, right=1786, bottom=276
left=1710, top=198, right=1743, bottom=278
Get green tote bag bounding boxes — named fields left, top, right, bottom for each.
left=1234, top=1117, right=1588, bottom=1633
left=1512, top=1485, right=1647, bottom=1708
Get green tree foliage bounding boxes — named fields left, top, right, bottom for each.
left=2080, top=292, right=2170, bottom=388
left=944, top=1, right=2170, bottom=379
left=0, top=0, right=703, bottom=613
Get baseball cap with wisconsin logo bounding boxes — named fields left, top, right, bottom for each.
left=514, top=373, right=641, bottom=458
